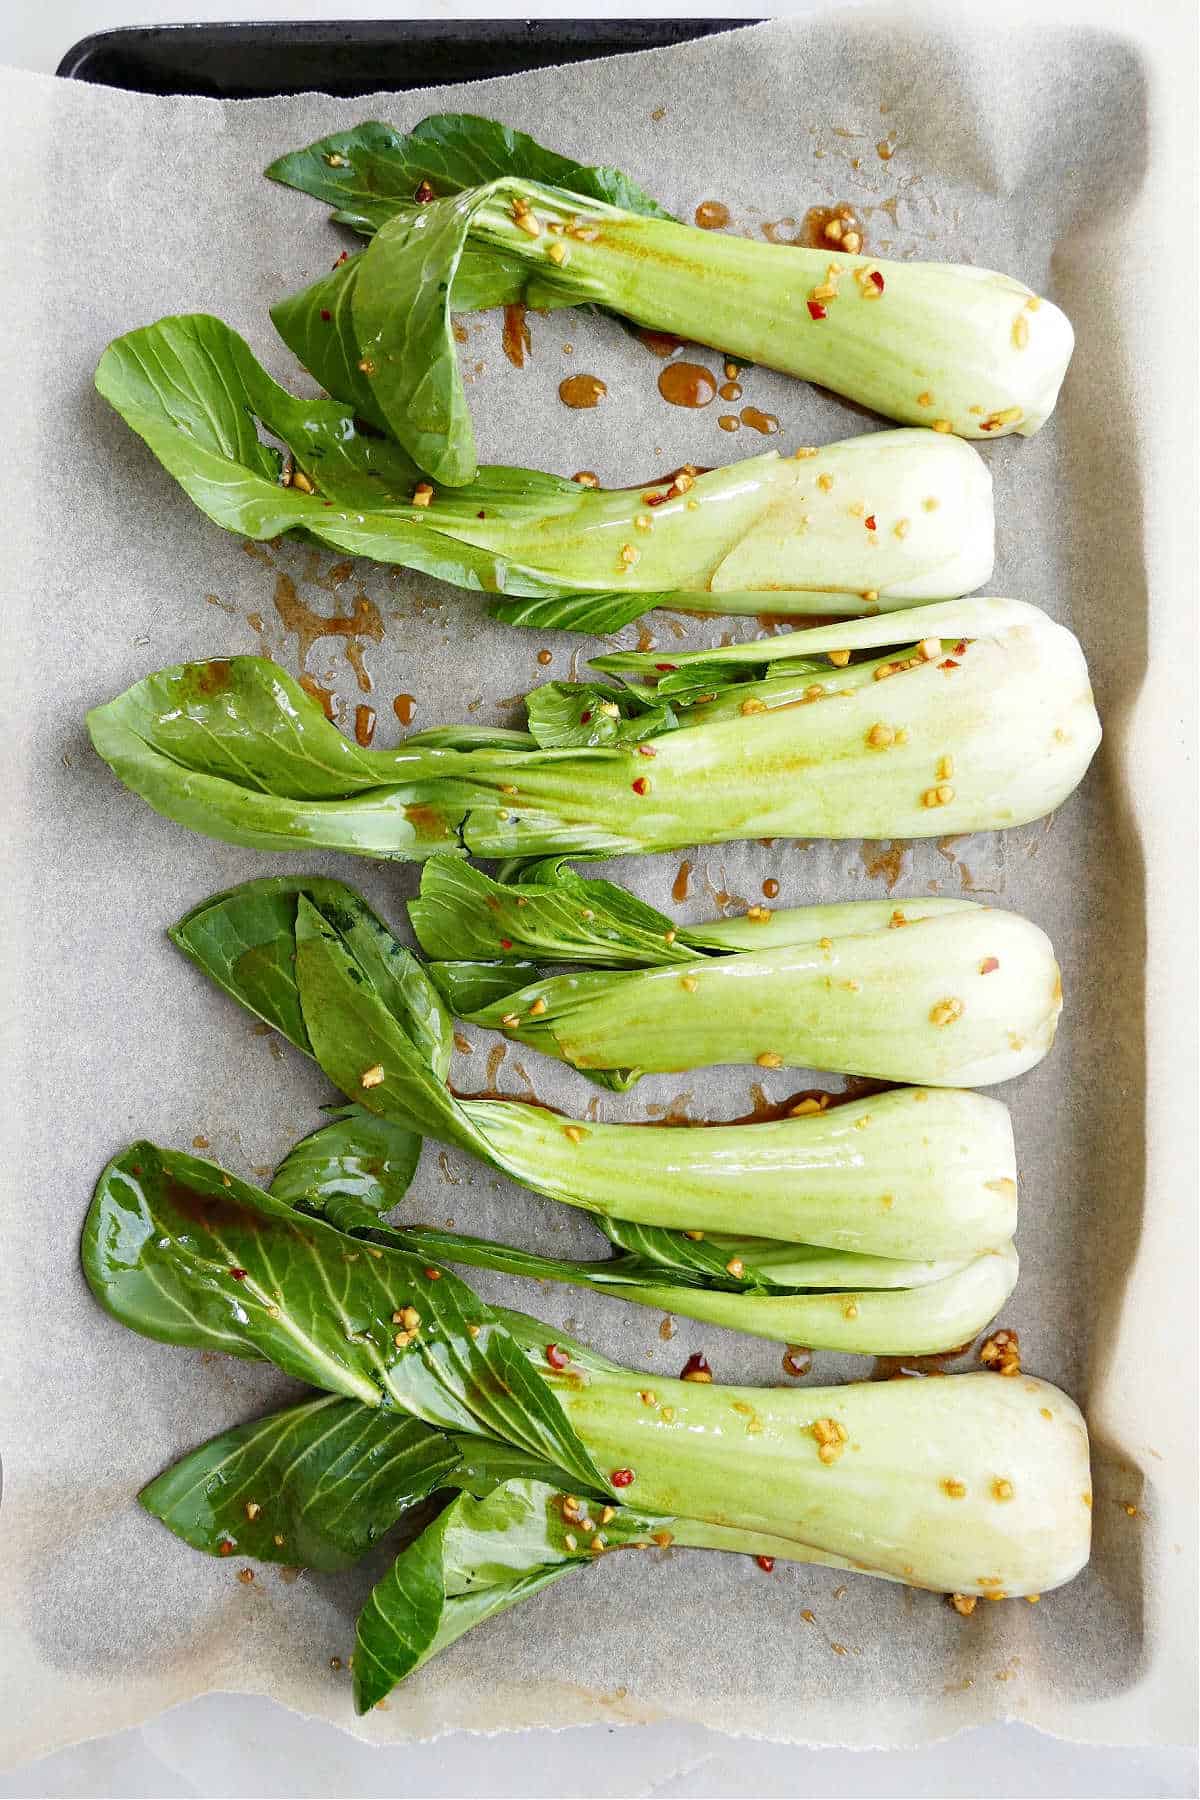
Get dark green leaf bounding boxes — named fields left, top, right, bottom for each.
left=271, top=1106, right=422, bottom=1226
left=85, top=1143, right=605, bottom=1492
left=489, top=589, right=663, bottom=635
left=426, top=960, right=542, bottom=1016
left=523, top=681, right=675, bottom=749
left=140, top=1395, right=459, bottom=1570
left=353, top=1476, right=669, bottom=1710
left=265, top=113, right=673, bottom=236
left=171, top=875, right=454, bottom=1081
left=408, top=855, right=694, bottom=968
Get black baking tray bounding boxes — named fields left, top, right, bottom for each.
left=57, top=20, right=751, bottom=99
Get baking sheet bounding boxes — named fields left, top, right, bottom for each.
left=1, top=10, right=1195, bottom=1765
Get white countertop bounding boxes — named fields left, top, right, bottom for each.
left=4, top=4, right=1195, bottom=1795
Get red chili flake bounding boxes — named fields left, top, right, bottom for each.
left=807, top=300, right=827, bottom=321
left=953, top=641, right=967, bottom=656
left=654, top=663, right=677, bottom=673
left=322, top=501, right=333, bottom=507
left=477, top=510, right=486, bottom=520
left=580, top=710, right=592, bottom=724
left=545, top=1343, right=570, bottom=1369
left=219, top=1540, right=235, bottom=1556
left=865, top=514, right=877, bottom=531
left=332, top=250, right=349, bottom=269
left=680, top=1351, right=712, bottom=1381
left=869, top=270, right=885, bottom=292
left=415, top=180, right=435, bottom=204
left=631, top=777, right=651, bottom=796
left=755, top=1555, right=776, bottom=1572
left=320, top=309, right=332, bottom=322
left=637, top=744, right=657, bottom=758
left=500, top=938, right=513, bottom=950
left=611, top=1467, right=636, bottom=1489
left=939, top=659, right=959, bottom=670
left=980, top=956, right=1000, bottom=975
left=980, top=418, right=998, bottom=431
left=228, top=1267, right=248, bottom=1280
left=644, top=491, right=670, bottom=507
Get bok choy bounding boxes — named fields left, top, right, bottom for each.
left=166, top=875, right=1020, bottom=1352
left=266, top=114, right=1075, bottom=484
left=411, top=856, right=1062, bottom=1088
left=85, top=1139, right=1092, bottom=1710
left=86, top=598, right=1100, bottom=860
left=95, top=315, right=995, bottom=633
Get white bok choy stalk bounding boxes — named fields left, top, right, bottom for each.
left=93, top=315, right=995, bottom=633
left=85, top=1135, right=1093, bottom=1722
left=167, top=875, right=1021, bottom=1353
left=266, top=115, right=1074, bottom=485
left=411, top=857, right=1063, bottom=1089
left=86, top=599, right=1101, bottom=861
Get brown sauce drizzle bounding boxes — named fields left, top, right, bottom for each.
left=345, top=639, right=372, bottom=692
left=272, top=573, right=383, bottom=671
left=762, top=878, right=780, bottom=899
left=671, top=860, right=692, bottom=903
left=658, top=362, right=716, bottom=408
left=639, top=329, right=684, bottom=358
left=718, top=381, right=742, bottom=402
left=872, top=1344, right=973, bottom=1381
left=392, top=694, right=416, bottom=727
left=803, top=202, right=865, bottom=253
left=860, top=841, right=910, bottom=891
left=298, top=676, right=336, bottom=720
left=740, top=406, right=780, bottom=435
left=559, top=374, right=608, bottom=409
left=718, top=414, right=740, bottom=433
left=502, top=303, right=531, bottom=368
left=694, top=201, right=731, bottom=230
left=354, top=704, right=376, bottom=747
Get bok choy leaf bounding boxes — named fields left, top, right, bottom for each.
left=84, top=1149, right=1091, bottom=1618
left=268, top=114, right=1073, bottom=483
left=86, top=600, right=1100, bottom=859
left=411, top=857, right=1063, bottom=1088
left=96, top=316, right=994, bottom=628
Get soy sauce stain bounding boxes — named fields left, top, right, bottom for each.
left=718, top=414, right=740, bottom=433
left=718, top=381, right=742, bottom=402
left=272, top=573, right=383, bottom=670
left=872, top=1344, right=973, bottom=1381
left=559, top=374, right=608, bottom=409
left=762, top=878, right=780, bottom=899
left=502, top=303, right=531, bottom=368
left=635, top=624, right=657, bottom=654
left=638, top=329, right=684, bottom=358
left=484, top=1043, right=508, bottom=1091
left=194, top=660, right=232, bottom=697
left=658, top=362, right=716, bottom=408
left=393, top=694, right=417, bottom=727
left=354, top=704, right=377, bottom=747
left=694, top=200, right=731, bottom=230
left=740, top=406, right=780, bottom=435
left=671, top=860, right=692, bottom=903
left=298, top=676, right=336, bottom=720
left=860, top=841, right=910, bottom=891
left=345, top=639, right=372, bottom=693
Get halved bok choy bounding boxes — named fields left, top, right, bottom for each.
left=167, top=875, right=1020, bottom=1352
left=85, top=1139, right=1092, bottom=1711
left=265, top=114, right=1074, bottom=484
left=411, top=856, right=1062, bottom=1088
left=86, top=598, right=1100, bottom=860
left=94, top=314, right=995, bottom=633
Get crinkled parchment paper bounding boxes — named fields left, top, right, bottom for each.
left=1, top=8, right=1195, bottom=1766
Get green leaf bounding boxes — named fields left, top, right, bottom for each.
left=265, top=113, right=674, bottom=236
left=140, top=1395, right=459, bottom=1570
left=85, top=1143, right=605, bottom=1492
left=426, top=960, right=542, bottom=1016
left=293, top=895, right=486, bottom=1158
left=171, top=875, right=453, bottom=1080
left=353, top=1476, right=665, bottom=1711
left=271, top=1106, right=422, bottom=1229
left=348, top=195, right=486, bottom=486
left=524, top=681, right=676, bottom=749
left=408, top=855, right=692, bottom=967
left=97, top=315, right=591, bottom=600
left=489, top=590, right=665, bottom=635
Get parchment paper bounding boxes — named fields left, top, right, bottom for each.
left=2, top=10, right=1195, bottom=1765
